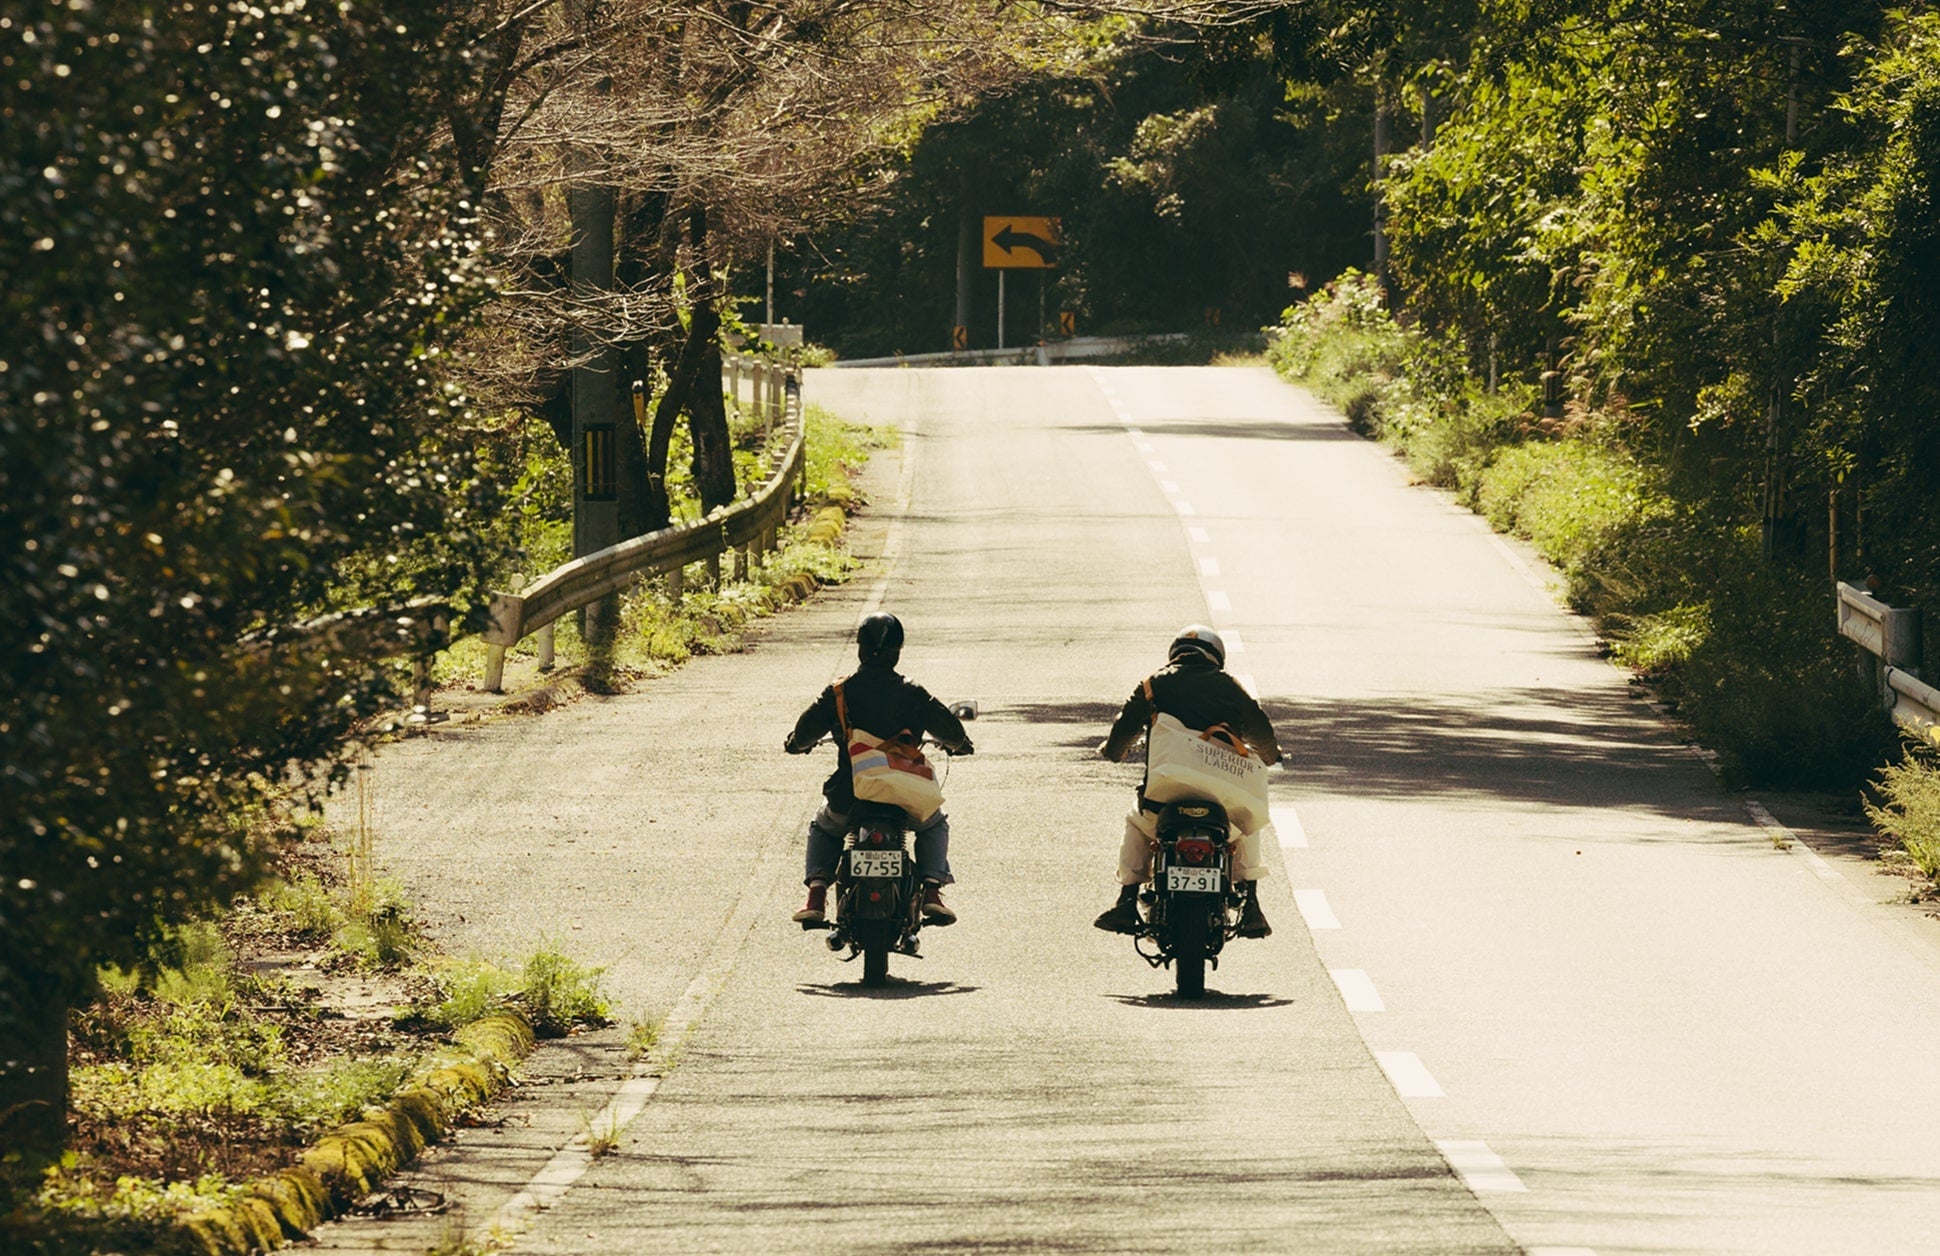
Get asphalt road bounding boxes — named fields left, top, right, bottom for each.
left=321, top=365, right=1940, bottom=1254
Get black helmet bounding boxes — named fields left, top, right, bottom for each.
left=1167, top=624, right=1226, bottom=669
left=857, top=611, right=904, bottom=666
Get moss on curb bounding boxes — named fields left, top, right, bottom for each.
left=178, top=1011, right=536, bottom=1255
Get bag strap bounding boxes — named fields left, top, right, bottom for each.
left=1142, top=676, right=1157, bottom=726
left=832, top=681, right=852, bottom=744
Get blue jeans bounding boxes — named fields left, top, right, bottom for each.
left=804, top=803, right=953, bottom=886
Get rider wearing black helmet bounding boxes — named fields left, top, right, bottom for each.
left=784, top=612, right=975, bottom=925
left=1095, top=625, right=1282, bottom=937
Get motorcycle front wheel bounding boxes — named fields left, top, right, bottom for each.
left=1169, top=902, right=1210, bottom=999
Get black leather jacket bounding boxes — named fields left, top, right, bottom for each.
left=786, top=663, right=972, bottom=811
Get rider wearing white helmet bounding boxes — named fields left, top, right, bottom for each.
left=1095, top=625, right=1282, bottom=937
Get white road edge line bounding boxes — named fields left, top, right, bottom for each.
left=1222, top=629, right=1245, bottom=654
left=1160, top=479, right=1181, bottom=494
left=1269, top=804, right=1306, bottom=848
left=1376, top=1051, right=1445, bottom=1098
left=1187, top=526, right=1210, bottom=544
left=1746, top=800, right=1843, bottom=882
left=1329, top=968, right=1385, bottom=1012
left=1174, top=501, right=1197, bottom=517
left=1293, top=888, right=1339, bottom=929
left=1198, top=556, right=1220, bottom=577
left=1207, top=590, right=1231, bottom=612
left=1434, top=1139, right=1528, bottom=1193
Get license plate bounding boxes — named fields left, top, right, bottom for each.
left=1165, top=866, right=1223, bottom=894
left=849, top=849, right=903, bottom=878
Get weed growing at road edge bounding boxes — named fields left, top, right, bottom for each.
left=1867, top=744, right=1940, bottom=885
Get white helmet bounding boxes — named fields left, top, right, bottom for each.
left=1167, top=624, right=1226, bottom=669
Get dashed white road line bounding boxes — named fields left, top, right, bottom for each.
left=1269, top=804, right=1306, bottom=848
left=1160, top=479, right=1181, bottom=494
left=1434, top=1140, right=1528, bottom=1193
left=1187, top=526, right=1210, bottom=544
left=1526, top=1248, right=1598, bottom=1256
left=1376, top=1051, right=1444, bottom=1098
left=1329, top=968, right=1385, bottom=1012
left=1293, top=888, right=1339, bottom=929
left=1148, top=459, right=1169, bottom=472
left=1198, top=556, right=1221, bottom=577
left=1222, top=629, right=1245, bottom=654
left=1174, top=501, right=1197, bottom=517
left=1206, top=590, right=1231, bottom=612
left=1235, top=672, right=1258, bottom=698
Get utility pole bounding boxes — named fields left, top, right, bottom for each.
left=569, top=168, right=620, bottom=643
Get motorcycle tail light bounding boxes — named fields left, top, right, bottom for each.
left=865, top=830, right=886, bottom=846
left=1175, top=838, right=1215, bottom=866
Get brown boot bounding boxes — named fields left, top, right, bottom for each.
left=1093, top=884, right=1142, bottom=934
left=921, top=882, right=957, bottom=926
left=792, top=880, right=828, bottom=925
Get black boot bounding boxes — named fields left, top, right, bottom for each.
left=1236, top=882, right=1271, bottom=938
left=1093, top=884, right=1142, bottom=934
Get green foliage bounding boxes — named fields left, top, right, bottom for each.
left=1, top=0, right=499, bottom=1044
left=786, top=28, right=1369, bottom=356
left=1270, top=278, right=1895, bottom=785
left=1868, top=745, right=1940, bottom=884
left=407, top=957, right=520, bottom=1032
left=517, top=947, right=611, bottom=1039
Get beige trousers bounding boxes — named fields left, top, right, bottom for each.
left=1116, top=809, right=1270, bottom=886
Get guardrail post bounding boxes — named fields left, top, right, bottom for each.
left=480, top=590, right=525, bottom=694
left=668, top=563, right=684, bottom=603
left=537, top=623, right=555, bottom=673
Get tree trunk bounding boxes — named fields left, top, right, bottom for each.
left=616, top=188, right=673, bottom=537
left=680, top=206, right=736, bottom=512
left=690, top=330, right=735, bottom=512
left=0, top=996, right=68, bottom=1163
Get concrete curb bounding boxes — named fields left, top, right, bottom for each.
left=177, top=1012, right=536, bottom=1256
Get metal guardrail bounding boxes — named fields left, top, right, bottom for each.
left=1836, top=581, right=1938, bottom=744
left=263, top=357, right=807, bottom=709
left=476, top=384, right=805, bottom=692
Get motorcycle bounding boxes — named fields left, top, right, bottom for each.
left=1132, top=798, right=1246, bottom=999
left=801, top=706, right=972, bottom=988
left=803, top=798, right=927, bottom=987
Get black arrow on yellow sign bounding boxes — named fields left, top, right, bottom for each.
left=991, top=224, right=1059, bottom=266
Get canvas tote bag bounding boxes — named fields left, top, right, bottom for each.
left=835, top=682, right=945, bottom=822
left=1139, top=679, right=1270, bottom=833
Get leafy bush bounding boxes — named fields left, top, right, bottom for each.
left=1868, top=745, right=1940, bottom=883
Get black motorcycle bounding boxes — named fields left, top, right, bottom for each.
left=1133, top=798, right=1244, bottom=998
left=800, top=716, right=970, bottom=987
left=804, top=800, right=926, bottom=987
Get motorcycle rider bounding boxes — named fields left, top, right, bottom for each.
left=1095, top=625, right=1281, bottom=938
left=784, top=611, right=974, bottom=927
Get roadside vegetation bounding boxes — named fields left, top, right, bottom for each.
left=2, top=808, right=610, bottom=1252
left=1262, top=0, right=1940, bottom=877
left=1269, top=272, right=1896, bottom=789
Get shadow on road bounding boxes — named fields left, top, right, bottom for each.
left=1058, top=419, right=1362, bottom=443
left=796, top=980, right=982, bottom=1001
left=1104, top=991, right=1294, bottom=1009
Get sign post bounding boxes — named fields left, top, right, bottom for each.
left=983, top=215, right=1060, bottom=355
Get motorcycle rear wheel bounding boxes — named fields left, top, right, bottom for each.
left=854, top=919, right=894, bottom=987
left=1170, top=903, right=1210, bottom=999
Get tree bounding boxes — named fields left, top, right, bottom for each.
left=0, top=0, right=494, bottom=1159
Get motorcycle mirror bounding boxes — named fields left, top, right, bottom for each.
left=948, top=700, right=978, bottom=721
